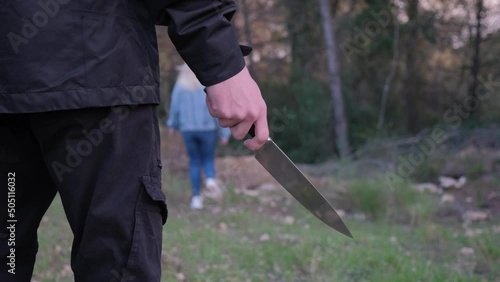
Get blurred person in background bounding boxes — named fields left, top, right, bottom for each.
left=167, top=63, right=230, bottom=210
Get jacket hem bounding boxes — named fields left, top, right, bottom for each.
left=0, top=85, right=160, bottom=113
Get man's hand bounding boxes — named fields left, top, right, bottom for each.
left=205, top=67, right=269, bottom=151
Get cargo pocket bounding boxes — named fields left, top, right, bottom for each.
left=140, top=176, right=168, bottom=224
left=123, top=176, right=167, bottom=282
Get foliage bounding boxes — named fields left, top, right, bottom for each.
left=261, top=78, right=336, bottom=163
left=342, top=177, right=436, bottom=224
left=462, top=155, right=487, bottom=180
left=156, top=0, right=500, bottom=163
left=409, top=153, right=447, bottom=183
left=344, top=179, right=387, bottom=220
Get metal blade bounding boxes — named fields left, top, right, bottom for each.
left=255, top=139, right=352, bottom=238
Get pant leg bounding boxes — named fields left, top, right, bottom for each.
left=29, top=105, right=167, bottom=282
left=181, top=132, right=202, bottom=196
left=0, top=114, right=57, bottom=282
left=199, top=130, right=218, bottom=179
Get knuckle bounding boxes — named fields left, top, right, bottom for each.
left=206, top=107, right=215, bottom=116
left=235, top=111, right=245, bottom=121
left=247, top=109, right=259, bottom=121
left=218, top=111, right=232, bottom=120
left=261, top=103, right=267, bottom=113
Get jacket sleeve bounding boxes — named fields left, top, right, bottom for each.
left=163, top=0, right=247, bottom=86
left=166, top=84, right=181, bottom=130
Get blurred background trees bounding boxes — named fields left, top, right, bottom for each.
left=158, top=0, right=500, bottom=163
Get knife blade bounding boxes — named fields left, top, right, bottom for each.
left=249, top=127, right=352, bottom=238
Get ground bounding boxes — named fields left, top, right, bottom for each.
left=30, top=127, right=500, bottom=281
left=161, top=128, right=500, bottom=221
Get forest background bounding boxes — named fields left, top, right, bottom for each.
left=157, top=0, right=500, bottom=165
left=31, top=1, right=500, bottom=281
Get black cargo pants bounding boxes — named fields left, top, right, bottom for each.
left=0, top=105, right=167, bottom=281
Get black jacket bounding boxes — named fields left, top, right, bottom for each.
left=0, top=0, right=246, bottom=113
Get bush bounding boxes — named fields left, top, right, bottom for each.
left=344, top=179, right=387, bottom=220
left=343, top=177, right=436, bottom=224
left=409, top=154, right=447, bottom=183
left=463, top=155, right=486, bottom=180
left=261, top=79, right=336, bottom=163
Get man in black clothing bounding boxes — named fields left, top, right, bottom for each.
left=0, top=0, right=269, bottom=281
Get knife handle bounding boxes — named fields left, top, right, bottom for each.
left=248, top=125, right=256, bottom=138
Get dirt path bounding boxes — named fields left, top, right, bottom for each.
left=160, top=129, right=327, bottom=191
left=160, top=128, right=500, bottom=221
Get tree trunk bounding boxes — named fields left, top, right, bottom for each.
left=377, top=6, right=400, bottom=129
left=468, top=0, right=484, bottom=116
left=284, top=0, right=320, bottom=80
left=240, top=0, right=256, bottom=78
left=318, top=0, right=350, bottom=159
left=404, top=0, right=419, bottom=134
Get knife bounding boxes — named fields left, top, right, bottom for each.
left=248, top=126, right=352, bottom=238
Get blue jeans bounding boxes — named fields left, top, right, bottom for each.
left=181, top=130, right=217, bottom=196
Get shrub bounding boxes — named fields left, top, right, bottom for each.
left=261, top=79, right=335, bottom=163
left=343, top=177, right=436, bottom=224
left=462, top=155, right=486, bottom=180
left=344, top=179, right=387, bottom=220
left=409, top=154, right=447, bottom=183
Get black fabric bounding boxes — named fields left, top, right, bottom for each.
left=165, top=0, right=245, bottom=85
left=0, top=0, right=246, bottom=113
left=0, top=105, right=167, bottom=281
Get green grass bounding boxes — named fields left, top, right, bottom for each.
left=349, top=180, right=386, bottom=220
left=32, top=173, right=500, bottom=282
left=341, top=178, right=437, bottom=225
left=32, top=195, right=72, bottom=282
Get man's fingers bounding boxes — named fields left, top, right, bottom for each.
left=253, top=116, right=270, bottom=147
left=230, top=120, right=253, bottom=140
left=204, top=66, right=269, bottom=150
left=243, top=115, right=269, bottom=150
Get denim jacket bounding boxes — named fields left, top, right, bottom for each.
left=166, top=83, right=231, bottom=140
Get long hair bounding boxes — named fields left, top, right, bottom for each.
left=175, top=63, right=202, bottom=90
